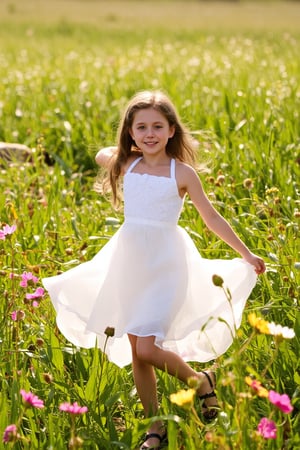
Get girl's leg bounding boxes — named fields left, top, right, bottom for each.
left=128, top=334, right=217, bottom=449
left=135, top=335, right=199, bottom=382
left=128, top=334, right=160, bottom=417
left=128, top=335, right=165, bottom=449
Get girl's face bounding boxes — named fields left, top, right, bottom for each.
left=130, top=108, right=175, bottom=156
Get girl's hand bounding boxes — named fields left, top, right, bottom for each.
left=244, top=252, right=266, bottom=275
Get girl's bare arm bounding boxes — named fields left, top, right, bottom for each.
left=177, top=164, right=266, bottom=274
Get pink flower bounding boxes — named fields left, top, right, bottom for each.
left=20, top=389, right=44, bottom=409
left=25, top=287, right=44, bottom=300
left=257, top=418, right=277, bottom=439
left=269, top=390, right=293, bottom=414
left=2, top=424, right=18, bottom=443
left=0, top=224, right=17, bottom=240
left=20, top=271, right=39, bottom=288
left=11, top=310, right=25, bottom=321
left=59, top=401, right=88, bottom=415
left=245, top=376, right=268, bottom=398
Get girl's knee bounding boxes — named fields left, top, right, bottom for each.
left=136, top=338, right=156, bottom=363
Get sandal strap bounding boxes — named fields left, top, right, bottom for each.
left=198, top=370, right=216, bottom=401
left=199, top=370, right=214, bottom=389
left=145, top=433, right=164, bottom=442
left=199, top=390, right=216, bottom=400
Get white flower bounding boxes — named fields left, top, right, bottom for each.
left=268, top=322, right=295, bottom=339
left=63, top=121, right=72, bottom=132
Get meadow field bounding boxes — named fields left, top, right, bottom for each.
left=0, top=1, right=299, bottom=448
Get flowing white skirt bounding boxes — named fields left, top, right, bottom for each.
left=43, top=222, right=257, bottom=368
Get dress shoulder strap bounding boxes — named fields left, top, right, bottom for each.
left=126, top=156, right=142, bottom=174
left=170, top=158, right=176, bottom=179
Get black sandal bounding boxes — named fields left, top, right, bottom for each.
left=198, top=370, right=219, bottom=422
left=140, top=432, right=168, bottom=450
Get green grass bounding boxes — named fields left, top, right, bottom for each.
left=0, top=1, right=299, bottom=448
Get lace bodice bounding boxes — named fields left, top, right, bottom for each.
left=123, top=158, right=184, bottom=225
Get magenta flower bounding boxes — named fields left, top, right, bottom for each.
left=269, top=390, right=294, bottom=414
left=20, top=389, right=44, bottom=409
left=20, top=271, right=39, bottom=288
left=0, top=224, right=17, bottom=240
left=25, top=287, right=44, bottom=300
left=2, top=424, right=17, bottom=443
left=257, top=417, right=277, bottom=439
left=59, top=401, right=88, bottom=414
left=11, top=310, right=25, bottom=321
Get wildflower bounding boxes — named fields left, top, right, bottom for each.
left=216, top=174, right=225, bottom=185
left=36, top=338, right=44, bottom=347
left=25, top=287, right=44, bottom=300
left=248, top=313, right=270, bottom=334
left=257, top=417, right=277, bottom=439
left=42, top=373, right=53, bottom=384
left=0, top=224, right=17, bottom=240
left=243, top=178, right=254, bottom=189
left=20, top=389, right=44, bottom=409
left=59, top=401, right=88, bottom=414
left=2, top=424, right=18, bottom=443
left=104, top=326, right=115, bottom=337
left=187, top=375, right=201, bottom=389
left=11, top=310, right=25, bottom=321
left=170, top=388, right=195, bottom=409
left=267, top=322, right=295, bottom=339
left=269, top=390, right=293, bottom=414
left=20, top=271, right=39, bottom=288
left=245, top=376, right=269, bottom=398
left=204, top=431, right=214, bottom=442
left=212, top=274, right=224, bottom=287
left=265, top=187, right=279, bottom=195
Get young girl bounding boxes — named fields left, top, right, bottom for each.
left=43, top=90, right=265, bottom=450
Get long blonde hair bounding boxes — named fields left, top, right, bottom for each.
left=101, top=90, right=199, bottom=207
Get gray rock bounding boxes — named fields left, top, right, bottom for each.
left=0, top=142, right=32, bottom=164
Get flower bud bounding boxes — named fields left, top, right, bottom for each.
left=104, top=326, right=115, bottom=337
left=212, top=274, right=224, bottom=287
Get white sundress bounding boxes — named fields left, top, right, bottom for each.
left=42, top=157, right=257, bottom=368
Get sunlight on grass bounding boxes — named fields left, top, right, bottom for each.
left=0, top=1, right=299, bottom=448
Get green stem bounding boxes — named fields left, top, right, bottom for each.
left=261, top=341, right=279, bottom=378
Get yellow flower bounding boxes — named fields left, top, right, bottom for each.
left=170, top=388, right=195, bottom=409
left=248, top=313, right=257, bottom=327
left=266, top=187, right=279, bottom=195
left=245, top=376, right=269, bottom=398
left=248, top=313, right=270, bottom=334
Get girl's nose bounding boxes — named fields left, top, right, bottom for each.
left=146, top=127, right=154, bottom=136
